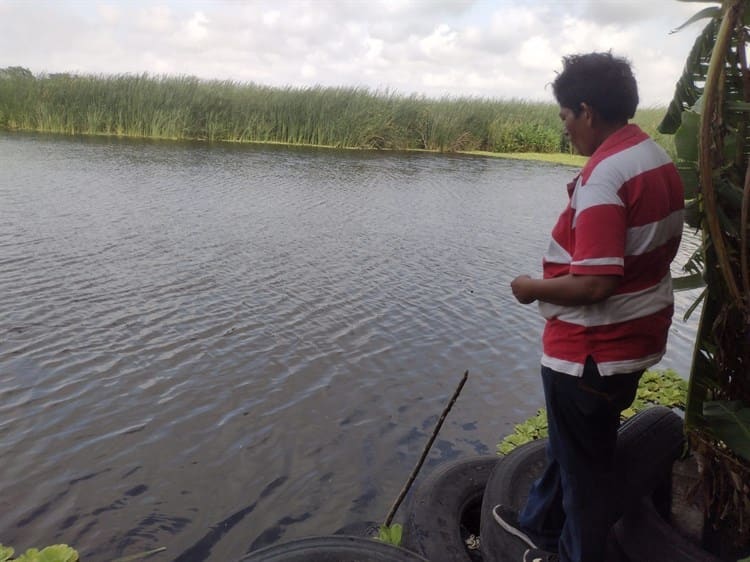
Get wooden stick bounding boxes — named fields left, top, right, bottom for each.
left=111, top=547, right=167, bottom=562
left=383, top=370, right=469, bottom=527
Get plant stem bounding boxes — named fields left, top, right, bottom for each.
left=383, top=370, right=469, bottom=527
left=699, top=0, right=744, bottom=307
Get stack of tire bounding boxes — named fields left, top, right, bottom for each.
left=241, top=535, right=429, bottom=561
left=399, top=406, right=721, bottom=562
left=240, top=407, right=719, bottom=561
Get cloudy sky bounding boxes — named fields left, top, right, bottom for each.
left=0, top=0, right=718, bottom=107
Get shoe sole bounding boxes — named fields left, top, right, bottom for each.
left=492, top=506, right=538, bottom=549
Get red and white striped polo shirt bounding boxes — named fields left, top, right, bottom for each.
left=539, top=124, right=684, bottom=377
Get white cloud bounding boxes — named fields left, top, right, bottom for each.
left=490, top=6, right=538, bottom=36
left=419, top=24, right=458, bottom=59
left=559, top=17, right=635, bottom=54
left=364, top=37, right=385, bottom=64
left=96, top=4, right=120, bottom=25
left=142, top=51, right=173, bottom=75
left=137, top=6, right=172, bottom=33
left=518, top=36, right=556, bottom=71
left=183, top=11, right=209, bottom=42
left=262, top=10, right=281, bottom=27
left=0, top=0, right=719, bottom=106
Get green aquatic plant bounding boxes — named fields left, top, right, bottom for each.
left=497, top=369, right=688, bottom=455
left=377, top=523, right=403, bottom=546
left=0, top=542, right=165, bottom=562
left=621, top=369, right=688, bottom=418
left=0, top=544, right=78, bottom=562
left=497, top=409, right=548, bottom=455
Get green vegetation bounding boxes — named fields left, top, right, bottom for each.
left=497, top=408, right=549, bottom=455
left=0, top=66, right=671, bottom=158
left=467, top=151, right=588, bottom=167
left=497, top=369, right=688, bottom=455
left=659, top=0, right=750, bottom=551
left=377, top=523, right=403, bottom=546
left=0, top=543, right=78, bottom=562
left=0, top=543, right=165, bottom=562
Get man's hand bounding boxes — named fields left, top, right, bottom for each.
left=511, top=275, right=537, bottom=304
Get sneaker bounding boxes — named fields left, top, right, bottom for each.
left=492, top=504, right=538, bottom=549
left=523, top=548, right=559, bottom=562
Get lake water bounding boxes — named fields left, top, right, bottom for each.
left=0, top=132, right=699, bottom=561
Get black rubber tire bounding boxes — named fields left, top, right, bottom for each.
left=401, top=455, right=500, bottom=562
left=333, top=520, right=381, bottom=538
left=240, top=535, right=429, bottom=561
left=614, top=495, right=722, bottom=562
left=480, top=406, right=685, bottom=562
left=479, top=439, right=547, bottom=562
left=613, top=406, right=685, bottom=515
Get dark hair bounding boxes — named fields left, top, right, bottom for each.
left=552, top=52, right=638, bottom=123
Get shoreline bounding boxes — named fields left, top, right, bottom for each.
left=0, top=127, right=587, bottom=167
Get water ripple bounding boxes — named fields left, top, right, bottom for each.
left=0, top=132, right=698, bottom=561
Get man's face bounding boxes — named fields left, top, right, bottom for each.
left=559, top=105, right=595, bottom=156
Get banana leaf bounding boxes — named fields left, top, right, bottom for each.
left=682, top=286, right=706, bottom=321
left=671, top=6, right=723, bottom=34
left=727, top=101, right=750, bottom=112
left=678, top=163, right=700, bottom=197
left=684, top=198, right=702, bottom=228
left=669, top=0, right=750, bottom=543
left=685, top=290, right=722, bottom=430
left=659, top=17, right=720, bottom=134
left=703, top=400, right=750, bottom=461
left=673, top=272, right=706, bottom=291
left=674, top=109, right=700, bottom=162
left=716, top=177, right=745, bottom=215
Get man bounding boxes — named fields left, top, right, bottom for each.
left=493, top=52, right=685, bottom=562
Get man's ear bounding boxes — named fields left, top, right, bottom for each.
left=580, top=102, right=595, bottom=125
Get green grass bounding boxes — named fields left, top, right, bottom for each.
left=0, top=66, right=673, bottom=160
left=467, top=150, right=588, bottom=167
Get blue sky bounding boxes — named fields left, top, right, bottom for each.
left=0, top=0, right=717, bottom=106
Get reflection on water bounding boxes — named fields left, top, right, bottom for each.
left=0, top=132, right=699, bottom=560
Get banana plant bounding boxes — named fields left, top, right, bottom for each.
left=663, top=0, right=750, bottom=549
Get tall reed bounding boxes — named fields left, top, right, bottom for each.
left=0, top=67, right=671, bottom=156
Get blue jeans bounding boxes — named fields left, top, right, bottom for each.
left=518, top=358, right=643, bottom=562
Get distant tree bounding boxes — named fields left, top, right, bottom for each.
left=0, top=67, right=34, bottom=80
